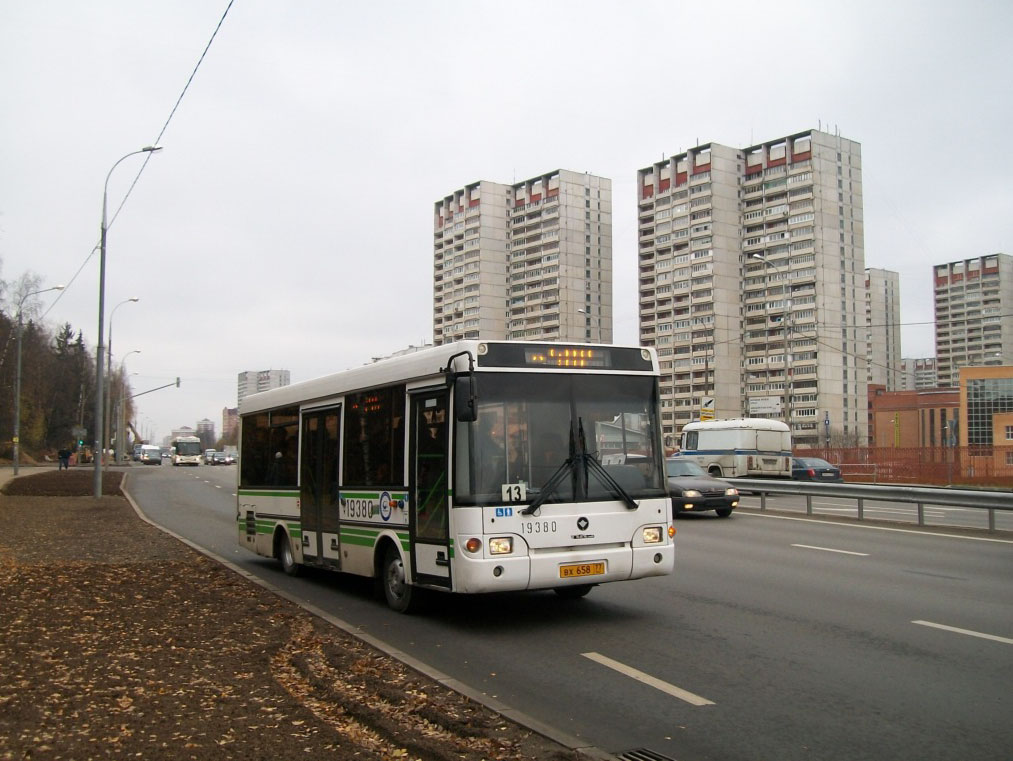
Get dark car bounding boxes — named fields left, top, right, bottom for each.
left=666, top=457, right=739, bottom=517
left=212, top=451, right=229, bottom=466
left=792, top=457, right=843, bottom=482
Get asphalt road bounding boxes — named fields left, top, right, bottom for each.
left=127, top=463, right=1013, bottom=761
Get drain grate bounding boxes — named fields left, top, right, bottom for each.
left=616, top=749, right=680, bottom=761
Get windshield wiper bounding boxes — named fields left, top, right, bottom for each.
left=523, top=421, right=642, bottom=513
left=579, top=419, right=639, bottom=510
left=523, top=426, right=577, bottom=515
left=522, top=457, right=573, bottom=515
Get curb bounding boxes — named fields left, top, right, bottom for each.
left=120, top=473, right=616, bottom=761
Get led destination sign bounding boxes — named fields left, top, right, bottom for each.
left=478, top=343, right=654, bottom=372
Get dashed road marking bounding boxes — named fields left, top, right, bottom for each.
left=791, top=543, right=869, bottom=556
left=912, top=620, right=1013, bottom=645
left=582, top=652, right=714, bottom=706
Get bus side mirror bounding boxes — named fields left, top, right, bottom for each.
left=455, top=375, right=478, bottom=422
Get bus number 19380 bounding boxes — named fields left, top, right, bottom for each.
left=343, top=499, right=374, bottom=519
left=520, top=520, right=557, bottom=535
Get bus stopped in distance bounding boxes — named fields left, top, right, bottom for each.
left=236, top=340, right=675, bottom=612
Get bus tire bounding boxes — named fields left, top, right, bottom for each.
left=275, top=530, right=301, bottom=576
left=554, top=584, right=593, bottom=599
left=381, top=544, right=418, bottom=613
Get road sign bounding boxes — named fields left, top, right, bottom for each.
left=700, top=396, right=715, bottom=421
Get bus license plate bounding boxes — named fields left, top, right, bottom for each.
left=559, top=562, right=605, bottom=579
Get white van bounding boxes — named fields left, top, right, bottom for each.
left=679, top=418, right=791, bottom=478
left=139, top=444, right=163, bottom=465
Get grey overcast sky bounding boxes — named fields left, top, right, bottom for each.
left=1, top=0, right=1011, bottom=443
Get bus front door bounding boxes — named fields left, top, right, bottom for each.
left=299, top=407, right=341, bottom=568
left=409, top=389, right=451, bottom=588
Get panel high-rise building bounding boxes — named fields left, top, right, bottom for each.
left=900, top=357, right=939, bottom=390
left=237, top=369, right=291, bottom=404
left=433, top=170, right=612, bottom=345
left=865, top=268, right=902, bottom=390
left=637, top=129, right=867, bottom=448
left=933, top=253, right=1013, bottom=387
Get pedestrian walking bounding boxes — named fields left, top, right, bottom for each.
left=57, top=447, right=71, bottom=471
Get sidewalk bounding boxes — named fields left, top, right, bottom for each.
left=0, top=469, right=585, bottom=761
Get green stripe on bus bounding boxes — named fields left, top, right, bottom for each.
left=238, top=489, right=299, bottom=498
left=340, top=527, right=409, bottom=549
left=249, top=520, right=301, bottom=538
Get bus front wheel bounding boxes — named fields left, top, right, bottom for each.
left=382, top=544, right=418, bottom=613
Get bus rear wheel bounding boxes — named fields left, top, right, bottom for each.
left=554, top=584, right=593, bottom=599
left=382, top=545, right=418, bottom=613
left=276, top=532, right=301, bottom=576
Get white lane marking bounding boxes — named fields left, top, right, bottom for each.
left=215, top=485, right=222, bottom=489
left=582, top=652, right=714, bottom=706
left=737, top=511, right=1013, bottom=544
left=791, top=543, right=869, bottom=556
left=912, top=620, right=1013, bottom=645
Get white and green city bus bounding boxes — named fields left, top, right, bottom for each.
left=171, top=435, right=202, bottom=466
left=236, top=340, right=674, bottom=612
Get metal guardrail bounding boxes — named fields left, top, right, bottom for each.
left=734, top=478, right=1013, bottom=532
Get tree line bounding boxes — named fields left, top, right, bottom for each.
left=0, top=274, right=137, bottom=461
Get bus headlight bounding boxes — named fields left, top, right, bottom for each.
left=489, top=537, right=512, bottom=554
left=642, top=526, right=663, bottom=543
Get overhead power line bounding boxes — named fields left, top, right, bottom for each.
left=44, top=0, right=237, bottom=321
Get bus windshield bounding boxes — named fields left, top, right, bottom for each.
left=454, top=372, right=665, bottom=505
left=174, top=440, right=202, bottom=456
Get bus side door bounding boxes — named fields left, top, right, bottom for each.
left=299, top=407, right=341, bottom=568
left=409, top=389, right=451, bottom=588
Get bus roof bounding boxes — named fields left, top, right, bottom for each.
left=682, top=418, right=790, bottom=433
left=240, top=340, right=658, bottom=416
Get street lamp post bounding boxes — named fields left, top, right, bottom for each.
left=115, top=351, right=140, bottom=463
left=94, top=146, right=162, bottom=498
left=13, top=285, right=65, bottom=475
left=105, top=297, right=139, bottom=464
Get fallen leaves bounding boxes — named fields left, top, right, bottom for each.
left=0, top=475, right=582, bottom=760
